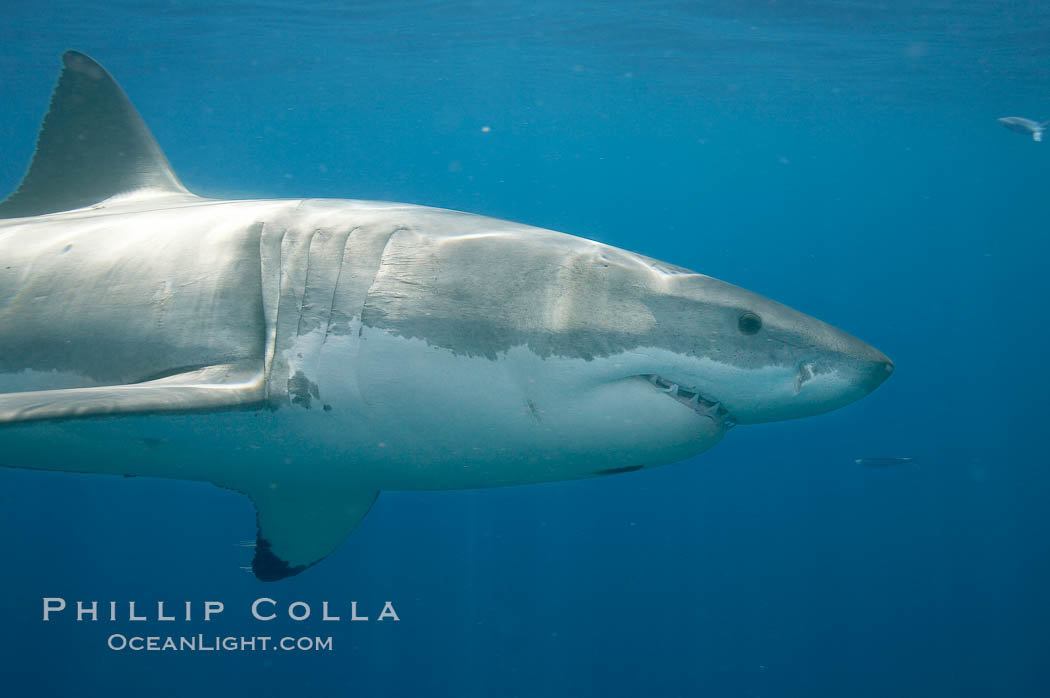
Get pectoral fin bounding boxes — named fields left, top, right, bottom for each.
left=0, top=364, right=264, bottom=425
left=248, top=485, right=379, bottom=581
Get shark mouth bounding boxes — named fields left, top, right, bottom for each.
left=643, top=375, right=736, bottom=430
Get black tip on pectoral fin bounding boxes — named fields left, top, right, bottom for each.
left=252, top=536, right=310, bottom=582
left=243, top=486, right=380, bottom=582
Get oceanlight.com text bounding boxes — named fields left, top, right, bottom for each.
left=107, top=634, right=333, bottom=652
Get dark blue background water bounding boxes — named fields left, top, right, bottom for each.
left=1, top=2, right=1048, bottom=696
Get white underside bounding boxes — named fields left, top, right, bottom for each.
left=0, top=327, right=729, bottom=494
left=0, top=319, right=863, bottom=496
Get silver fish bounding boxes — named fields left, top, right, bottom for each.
left=997, top=116, right=1047, bottom=142
left=854, top=456, right=916, bottom=467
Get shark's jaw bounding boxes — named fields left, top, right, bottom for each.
left=643, top=374, right=737, bottom=432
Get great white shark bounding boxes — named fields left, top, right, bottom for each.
left=0, top=51, right=893, bottom=581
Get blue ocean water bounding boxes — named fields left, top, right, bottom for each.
left=1, top=1, right=1048, bottom=696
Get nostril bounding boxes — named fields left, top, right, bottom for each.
left=883, top=361, right=894, bottom=374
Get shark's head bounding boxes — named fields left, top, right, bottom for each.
left=615, top=270, right=895, bottom=426
left=337, top=213, right=893, bottom=485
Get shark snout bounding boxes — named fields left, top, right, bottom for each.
left=843, top=336, right=894, bottom=393
left=729, top=329, right=893, bottom=424
left=812, top=316, right=893, bottom=393
left=864, top=351, right=894, bottom=392
left=772, top=348, right=892, bottom=423
left=793, top=348, right=891, bottom=397
left=819, top=339, right=894, bottom=410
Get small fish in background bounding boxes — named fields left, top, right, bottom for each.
left=854, top=456, right=917, bottom=467
left=997, top=116, right=1047, bottom=142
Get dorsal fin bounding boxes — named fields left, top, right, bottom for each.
left=0, top=50, right=189, bottom=219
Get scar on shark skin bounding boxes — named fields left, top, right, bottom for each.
left=288, top=371, right=320, bottom=409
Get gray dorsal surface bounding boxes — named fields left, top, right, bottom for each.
left=0, top=50, right=188, bottom=219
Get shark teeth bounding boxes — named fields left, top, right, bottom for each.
left=644, top=375, right=735, bottom=429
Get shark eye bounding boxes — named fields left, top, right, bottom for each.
left=738, top=312, right=762, bottom=335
